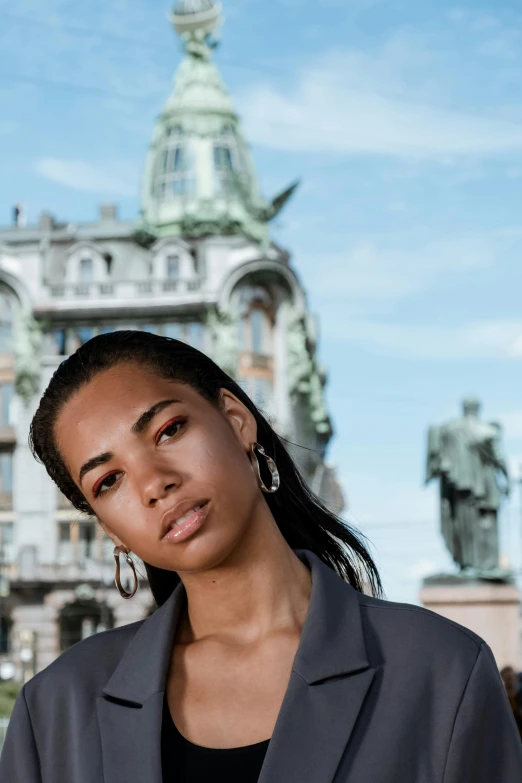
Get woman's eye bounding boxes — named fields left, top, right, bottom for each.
left=157, top=419, right=185, bottom=444
left=94, top=472, right=122, bottom=498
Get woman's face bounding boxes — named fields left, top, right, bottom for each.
left=54, top=362, right=264, bottom=574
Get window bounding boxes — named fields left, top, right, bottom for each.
left=142, top=324, right=159, bottom=335
left=52, top=329, right=67, bottom=356
left=0, top=522, right=14, bottom=564
left=77, top=522, right=96, bottom=564
left=0, top=291, right=14, bottom=353
left=239, top=306, right=271, bottom=356
left=0, top=522, right=13, bottom=548
left=250, top=309, right=264, bottom=355
left=0, top=616, right=9, bottom=654
left=167, top=254, right=180, bottom=279
left=79, top=258, right=93, bottom=283
left=165, top=323, right=182, bottom=340
left=213, top=126, right=246, bottom=196
left=58, top=521, right=96, bottom=565
left=0, top=383, right=13, bottom=426
left=77, top=327, right=94, bottom=346
left=186, top=322, right=203, bottom=349
left=0, top=453, right=13, bottom=495
left=57, top=522, right=72, bottom=564
left=154, top=127, right=195, bottom=199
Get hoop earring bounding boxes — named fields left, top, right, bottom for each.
left=114, top=545, right=139, bottom=599
left=249, top=442, right=280, bottom=494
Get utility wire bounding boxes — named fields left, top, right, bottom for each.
left=0, top=70, right=146, bottom=101
left=0, top=9, right=287, bottom=78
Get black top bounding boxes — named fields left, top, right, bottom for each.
left=161, top=696, right=271, bottom=782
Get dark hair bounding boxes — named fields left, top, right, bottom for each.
left=29, top=330, right=383, bottom=605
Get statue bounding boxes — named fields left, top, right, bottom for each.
left=425, top=397, right=510, bottom=578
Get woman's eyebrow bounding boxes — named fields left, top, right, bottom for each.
left=131, top=398, right=182, bottom=435
left=78, top=399, right=182, bottom=486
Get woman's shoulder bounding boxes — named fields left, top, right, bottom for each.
left=356, top=590, right=485, bottom=665
left=24, top=619, right=146, bottom=701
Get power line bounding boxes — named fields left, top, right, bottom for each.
left=0, top=70, right=147, bottom=102
left=0, top=10, right=162, bottom=49
left=0, top=9, right=286, bottom=78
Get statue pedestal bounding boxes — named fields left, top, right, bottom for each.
left=419, top=578, right=521, bottom=670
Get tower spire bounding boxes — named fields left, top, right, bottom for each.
left=139, top=1, right=298, bottom=245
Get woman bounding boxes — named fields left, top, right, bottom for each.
left=1, top=330, right=521, bottom=782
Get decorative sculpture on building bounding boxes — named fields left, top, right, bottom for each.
left=207, top=308, right=238, bottom=378
left=287, top=310, right=331, bottom=438
left=14, top=312, right=42, bottom=404
left=425, top=396, right=510, bottom=577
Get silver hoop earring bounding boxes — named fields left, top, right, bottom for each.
left=114, top=545, right=139, bottom=599
left=249, top=442, right=280, bottom=494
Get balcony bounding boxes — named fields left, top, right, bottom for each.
left=0, top=428, right=15, bottom=447
left=38, top=278, right=206, bottom=319
left=238, top=352, right=274, bottom=373
left=47, top=278, right=202, bottom=300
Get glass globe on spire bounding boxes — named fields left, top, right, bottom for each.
left=171, top=0, right=222, bottom=44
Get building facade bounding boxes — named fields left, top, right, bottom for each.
left=0, top=0, right=343, bottom=681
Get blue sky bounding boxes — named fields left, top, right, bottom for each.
left=1, top=0, right=522, bottom=603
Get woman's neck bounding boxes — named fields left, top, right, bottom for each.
left=176, top=514, right=312, bottom=646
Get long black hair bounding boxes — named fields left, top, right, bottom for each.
left=29, top=330, right=383, bottom=604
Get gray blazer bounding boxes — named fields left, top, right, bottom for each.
left=1, top=548, right=522, bottom=782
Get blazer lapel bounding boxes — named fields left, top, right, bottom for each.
left=259, top=550, right=376, bottom=783
left=96, top=583, right=186, bottom=783
left=96, top=550, right=375, bottom=783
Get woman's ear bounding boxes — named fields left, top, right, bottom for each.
left=220, top=389, right=257, bottom=450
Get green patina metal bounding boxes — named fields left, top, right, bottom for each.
left=14, top=312, right=42, bottom=405
left=140, top=1, right=297, bottom=245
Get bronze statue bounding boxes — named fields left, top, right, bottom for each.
left=426, top=397, right=510, bottom=578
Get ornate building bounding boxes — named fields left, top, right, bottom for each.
left=0, top=0, right=343, bottom=680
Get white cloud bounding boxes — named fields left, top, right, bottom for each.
left=35, top=158, right=139, bottom=196
left=499, top=413, right=522, bottom=440
left=324, top=318, right=522, bottom=360
left=240, top=42, right=522, bottom=158
left=305, top=231, right=500, bottom=303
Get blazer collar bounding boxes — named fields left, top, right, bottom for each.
left=102, top=548, right=371, bottom=704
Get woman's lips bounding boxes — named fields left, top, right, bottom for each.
left=161, top=502, right=211, bottom=544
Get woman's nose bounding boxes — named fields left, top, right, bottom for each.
left=138, top=461, right=182, bottom=507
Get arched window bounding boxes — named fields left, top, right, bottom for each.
left=213, top=126, right=246, bottom=196
left=0, top=291, right=14, bottom=353
left=59, top=600, right=114, bottom=652
left=239, top=306, right=272, bottom=357
left=154, top=126, right=195, bottom=199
